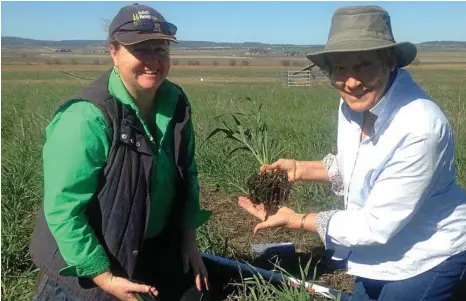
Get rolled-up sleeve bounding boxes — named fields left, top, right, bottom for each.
left=326, top=130, right=449, bottom=248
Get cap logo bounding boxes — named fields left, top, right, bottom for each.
left=131, top=10, right=162, bottom=32
left=133, top=10, right=155, bottom=21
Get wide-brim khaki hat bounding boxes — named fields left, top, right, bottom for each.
left=306, top=6, right=417, bottom=70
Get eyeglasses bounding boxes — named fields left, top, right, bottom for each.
left=328, top=60, right=386, bottom=86
left=111, top=19, right=177, bottom=37
left=330, top=61, right=378, bottom=78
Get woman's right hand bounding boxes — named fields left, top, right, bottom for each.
left=260, top=159, right=300, bottom=182
left=93, top=270, right=158, bottom=301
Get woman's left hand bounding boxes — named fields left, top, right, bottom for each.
left=238, top=196, right=297, bottom=235
left=182, top=229, right=209, bottom=292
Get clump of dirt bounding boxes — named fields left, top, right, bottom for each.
left=319, top=270, right=355, bottom=293
left=246, top=170, right=293, bottom=216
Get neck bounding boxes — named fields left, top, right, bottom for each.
left=380, top=68, right=398, bottom=99
left=369, top=68, right=398, bottom=111
left=132, top=91, right=156, bottom=117
left=121, top=79, right=157, bottom=117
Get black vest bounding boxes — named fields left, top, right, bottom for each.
left=29, top=70, right=190, bottom=300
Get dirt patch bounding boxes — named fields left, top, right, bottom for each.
left=200, top=188, right=323, bottom=255
left=199, top=188, right=355, bottom=294
left=319, top=270, right=355, bottom=293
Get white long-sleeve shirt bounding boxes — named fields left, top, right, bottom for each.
left=319, top=68, right=466, bottom=281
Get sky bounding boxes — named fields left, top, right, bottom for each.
left=1, top=1, right=466, bottom=45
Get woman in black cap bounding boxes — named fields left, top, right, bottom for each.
left=30, top=3, right=210, bottom=301
left=239, top=5, right=466, bottom=301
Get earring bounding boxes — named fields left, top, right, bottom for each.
left=113, top=67, right=120, bottom=76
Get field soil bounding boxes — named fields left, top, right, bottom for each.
left=199, top=187, right=356, bottom=294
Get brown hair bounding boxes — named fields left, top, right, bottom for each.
left=107, top=34, right=121, bottom=51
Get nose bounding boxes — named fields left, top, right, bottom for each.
left=345, top=76, right=362, bottom=89
left=152, top=56, right=162, bottom=67
left=144, top=51, right=163, bottom=62
left=143, top=53, right=163, bottom=67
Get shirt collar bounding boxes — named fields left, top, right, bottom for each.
left=108, top=67, right=139, bottom=110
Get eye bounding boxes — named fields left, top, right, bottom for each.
left=153, top=47, right=168, bottom=55
left=131, top=48, right=146, bottom=55
left=361, top=61, right=373, bottom=67
left=355, top=61, right=373, bottom=69
left=332, top=65, right=347, bottom=74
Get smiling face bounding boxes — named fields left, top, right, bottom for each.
left=325, top=50, right=395, bottom=112
left=109, top=39, right=170, bottom=94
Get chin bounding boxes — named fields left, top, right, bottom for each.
left=138, top=79, right=162, bottom=90
left=346, top=103, right=372, bottom=112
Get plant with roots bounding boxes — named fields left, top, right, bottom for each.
left=203, top=97, right=292, bottom=216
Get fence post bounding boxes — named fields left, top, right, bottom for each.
left=285, top=71, right=312, bottom=87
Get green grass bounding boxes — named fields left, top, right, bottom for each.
left=1, top=71, right=73, bottom=81
left=1, top=68, right=465, bottom=300
left=64, top=68, right=286, bottom=81
left=169, top=68, right=284, bottom=78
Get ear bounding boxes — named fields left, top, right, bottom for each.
left=386, top=50, right=397, bottom=71
left=388, top=55, right=396, bottom=71
left=108, top=44, right=119, bottom=67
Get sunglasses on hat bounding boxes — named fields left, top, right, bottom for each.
left=111, top=19, right=177, bottom=38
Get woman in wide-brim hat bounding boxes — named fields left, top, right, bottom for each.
left=239, top=5, right=466, bottom=300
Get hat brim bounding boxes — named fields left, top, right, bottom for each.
left=114, top=31, right=178, bottom=45
left=306, top=41, right=417, bottom=70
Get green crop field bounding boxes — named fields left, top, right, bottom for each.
left=2, top=63, right=466, bottom=300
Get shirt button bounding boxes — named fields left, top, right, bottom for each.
left=132, top=250, right=139, bottom=256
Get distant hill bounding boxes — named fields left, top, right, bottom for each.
left=417, top=41, right=466, bottom=48
left=1, top=37, right=107, bottom=48
left=1, top=36, right=323, bottom=50
left=2, top=36, right=465, bottom=51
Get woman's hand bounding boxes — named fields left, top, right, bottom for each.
left=238, top=196, right=298, bottom=235
left=182, top=229, right=209, bottom=292
left=92, top=270, right=158, bottom=301
left=260, top=159, right=300, bottom=182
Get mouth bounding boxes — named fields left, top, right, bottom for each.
left=142, top=70, right=158, bottom=76
left=347, top=89, right=370, bottom=98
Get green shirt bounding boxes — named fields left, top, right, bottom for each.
left=42, top=69, right=210, bottom=278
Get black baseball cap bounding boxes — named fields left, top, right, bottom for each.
left=108, top=3, right=177, bottom=45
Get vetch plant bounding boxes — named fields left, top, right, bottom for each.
left=203, top=97, right=293, bottom=216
